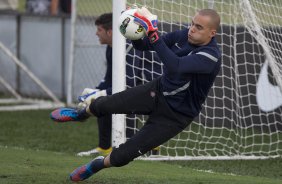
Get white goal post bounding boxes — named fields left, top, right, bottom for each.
left=69, top=0, right=282, bottom=160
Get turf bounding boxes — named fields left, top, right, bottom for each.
left=0, top=110, right=281, bottom=183
left=0, top=146, right=281, bottom=184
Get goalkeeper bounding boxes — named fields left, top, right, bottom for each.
left=53, top=7, right=221, bottom=181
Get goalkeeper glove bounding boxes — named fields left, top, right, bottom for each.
left=133, top=6, right=159, bottom=43
left=78, top=88, right=107, bottom=107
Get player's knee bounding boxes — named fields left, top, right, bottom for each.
left=109, top=144, right=140, bottom=167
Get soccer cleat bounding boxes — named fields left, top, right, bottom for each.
left=70, top=156, right=104, bottom=182
left=50, top=107, right=89, bottom=122
left=77, top=147, right=112, bottom=157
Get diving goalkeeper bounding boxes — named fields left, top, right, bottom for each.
left=51, top=7, right=221, bottom=182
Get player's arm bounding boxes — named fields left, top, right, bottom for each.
left=134, top=7, right=220, bottom=73
left=131, top=31, right=180, bottom=51
left=154, top=41, right=220, bottom=74
left=131, top=38, right=152, bottom=51
left=79, top=66, right=111, bottom=107
left=96, top=82, right=112, bottom=96
left=50, top=0, right=59, bottom=15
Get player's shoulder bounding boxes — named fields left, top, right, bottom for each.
left=195, top=45, right=221, bottom=63
left=200, top=38, right=221, bottom=58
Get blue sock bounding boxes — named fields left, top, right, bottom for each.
left=70, top=156, right=106, bottom=182
left=89, top=157, right=105, bottom=173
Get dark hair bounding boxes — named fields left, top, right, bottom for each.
left=95, top=13, right=112, bottom=30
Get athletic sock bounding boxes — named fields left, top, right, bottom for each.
left=89, top=156, right=105, bottom=173
left=70, top=156, right=105, bottom=181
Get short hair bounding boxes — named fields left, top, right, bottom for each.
left=95, top=13, right=112, bottom=30
left=197, top=9, right=220, bottom=30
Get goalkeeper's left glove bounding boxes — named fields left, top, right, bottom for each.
left=78, top=88, right=107, bottom=107
left=133, top=7, right=159, bottom=43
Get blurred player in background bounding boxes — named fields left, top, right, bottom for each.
left=26, top=0, right=57, bottom=15
left=76, top=13, right=131, bottom=156
left=26, top=0, right=71, bottom=15
left=0, top=0, right=18, bottom=13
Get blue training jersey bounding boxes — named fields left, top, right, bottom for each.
left=132, top=28, right=221, bottom=118
left=96, top=45, right=145, bottom=95
left=96, top=45, right=112, bottom=94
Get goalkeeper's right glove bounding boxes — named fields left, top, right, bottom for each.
left=133, top=6, right=159, bottom=43
left=78, top=88, right=107, bottom=107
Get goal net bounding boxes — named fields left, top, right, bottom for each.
left=0, top=42, right=63, bottom=111
left=71, top=0, right=282, bottom=160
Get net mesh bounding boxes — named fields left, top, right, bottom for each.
left=72, top=0, right=282, bottom=159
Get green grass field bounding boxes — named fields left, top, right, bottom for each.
left=6, top=1, right=282, bottom=183
left=0, top=110, right=281, bottom=184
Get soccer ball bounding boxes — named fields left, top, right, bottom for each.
left=119, top=9, right=146, bottom=40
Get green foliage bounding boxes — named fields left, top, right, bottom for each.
left=18, top=0, right=26, bottom=12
